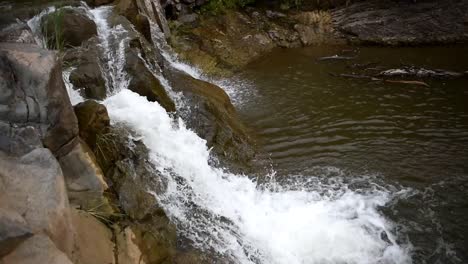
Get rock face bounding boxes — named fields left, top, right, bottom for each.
left=2, top=234, right=74, bottom=264
left=41, top=8, right=98, bottom=49
left=333, top=0, right=468, bottom=45
left=165, top=68, right=256, bottom=168
left=0, top=209, right=33, bottom=258
left=0, top=43, right=78, bottom=156
left=74, top=100, right=111, bottom=149
left=0, top=148, right=74, bottom=258
left=67, top=38, right=107, bottom=100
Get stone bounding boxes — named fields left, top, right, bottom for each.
left=71, top=209, right=115, bottom=264
left=0, top=209, right=33, bottom=258
left=0, top=148, right=74, bottom=258
left=125, top=39, right=176, bottom=112
left=1, top=234, right=73, bottom=264
left=74, top=100, right=110, bottom=149
left=0, top=22, right=35, bottom=44
left=0, top=43, right=79, bottom=156
left=67, top=38, right=107, bottom=100
left=165, top=68, right=256, bottom=169
left=59, top=139, right=110, bottom=211
left=115, top=225, right=145, bottom=264
left=41, top=8, right=97, bottom=49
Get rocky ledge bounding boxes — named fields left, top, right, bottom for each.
left=170, top=0, right=468, bottom=76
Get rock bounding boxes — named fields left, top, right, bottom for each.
left=178, top=14, right=198, bottom=24
left=0, top=22, right=35, bottom=44
left=0, top=209, right=33, bottom=258
left=71, top=209, right=115, bottom=264
left=92, top=126, right=177, bottom=262
left=85, top=0, right=114, bottom=7
left=67, top=38, right=107, bottom=100
left=1, top=234, right=73, bottom=264
left=165, top=68, right=256, bottom=168
left=41, top=8, right=97, bottom=49
left=0, top=148, right=74, bottom=258
left=74, top=100, right=110, bottom=149
left=378, top=67, right=465, bottom=79
left=59, top=139, right=111, bottom=212
left=125, top=39, right=176, bottom=112
left=0, top=43, right=78, bottom=157
left=333, top=0, right=468, bottom=45
left=115, top=226, right=144, bottom=264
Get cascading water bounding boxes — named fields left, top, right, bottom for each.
left=28, top=2, right=413, bottom=263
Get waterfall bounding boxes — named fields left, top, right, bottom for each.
left=26, top=2, right=413, bottom=263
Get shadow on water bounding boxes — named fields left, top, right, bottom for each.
left=233, top=45, right=468, bottom=263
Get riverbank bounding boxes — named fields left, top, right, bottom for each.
left=170, top=0, right=468, bottom=76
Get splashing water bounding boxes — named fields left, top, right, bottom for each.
left=105, top=89, right=412, bottom=264
left=62, top=67, right=84, bottom=105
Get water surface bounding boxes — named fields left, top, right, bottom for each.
left=233, top=45, right=468, bottom=263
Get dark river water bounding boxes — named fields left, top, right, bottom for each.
left=229, top=45, right=468, bottom=263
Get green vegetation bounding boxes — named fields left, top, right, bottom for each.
left=201, top=0, right=256, bottom=14
left=42, top=9, right=65, bottom=51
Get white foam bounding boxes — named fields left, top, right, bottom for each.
left=105, top=89, right=412, bottom=264
left=62, top=67, right=84, bottom=105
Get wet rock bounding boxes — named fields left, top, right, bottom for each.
left=115, top=226, right=144, bottom=264
left=59, top=139, right=111, bottom=212
left=379, top=67, right=465, bottom=79
left=1, top=234, right=73, bottom=264
left=125, top=39, right=176, bottom=112
left=0, top=43, right=78, bottom=156
left=41, top=8, right=97, bottom=49
left=333, top=0, right=468, bottom=45
left=0, top=22, right=35, bottom=44
left=165, top=68, right=256, bottom=168
left=0, top=148, right=74, bottom=258
left=93, top=126, right=177, bottom=262
left=0, top=209, right=33, bottom=258
left=74, top=100, right=110, bottom=149
left=67, top=38, right=107, bottom=100
left=71, top=209, right=115, bottom=264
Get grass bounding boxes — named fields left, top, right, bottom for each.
left=42, top=8, right=65, bottom=51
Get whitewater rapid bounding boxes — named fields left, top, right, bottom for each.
left=25, top=3, right=413, bottom=263
left=105, top=90, right=412, bottom=264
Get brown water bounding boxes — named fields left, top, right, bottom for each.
left=231, top=45, right=468, bottom=263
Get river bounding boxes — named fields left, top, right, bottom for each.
left=230, top=45, right=468, bottom=263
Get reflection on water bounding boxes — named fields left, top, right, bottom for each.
left=234, top=45, right=468, bottom=263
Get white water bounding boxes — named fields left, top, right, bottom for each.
left=62, top=67, right=84, bottom=105
left=105, top=90, right=412, bottom=264
left=68, top=4, right=414, bottom=263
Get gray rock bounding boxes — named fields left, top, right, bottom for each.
left=0, top=148, right=74, bottom=258
left=0, top=209, right=33, bottom=258
left=0, top=22, right=35, bottom=44
left=0, top=43, right=78, bottom=156
left=41, top=8, right=97, bottom=49
left=1, top=234, right=73, bottom=264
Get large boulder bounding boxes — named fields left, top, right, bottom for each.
left=67, top=38, right=107, bottom=100
left=164, top=68, right=256, bottom=168
left=71, top=209, right=115, bottom=264
left=74, top=100, right=110, bottom=149
left=1, top=234, right=73, bottom=264
left=0, top=43, right=78, bottom=156
left=41, top=8, right=97, bottom=49
left=0, top=209, right=33, bottom=258
left=93, top=126, right=177, bottom=263
left=125, top=39, right=176, bottom=112
left=0, top=148, right=74, bottom=258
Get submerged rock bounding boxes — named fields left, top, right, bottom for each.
left=41, top=8, right=97, bottom=49
left=379, top=67, right=465, bottom=79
